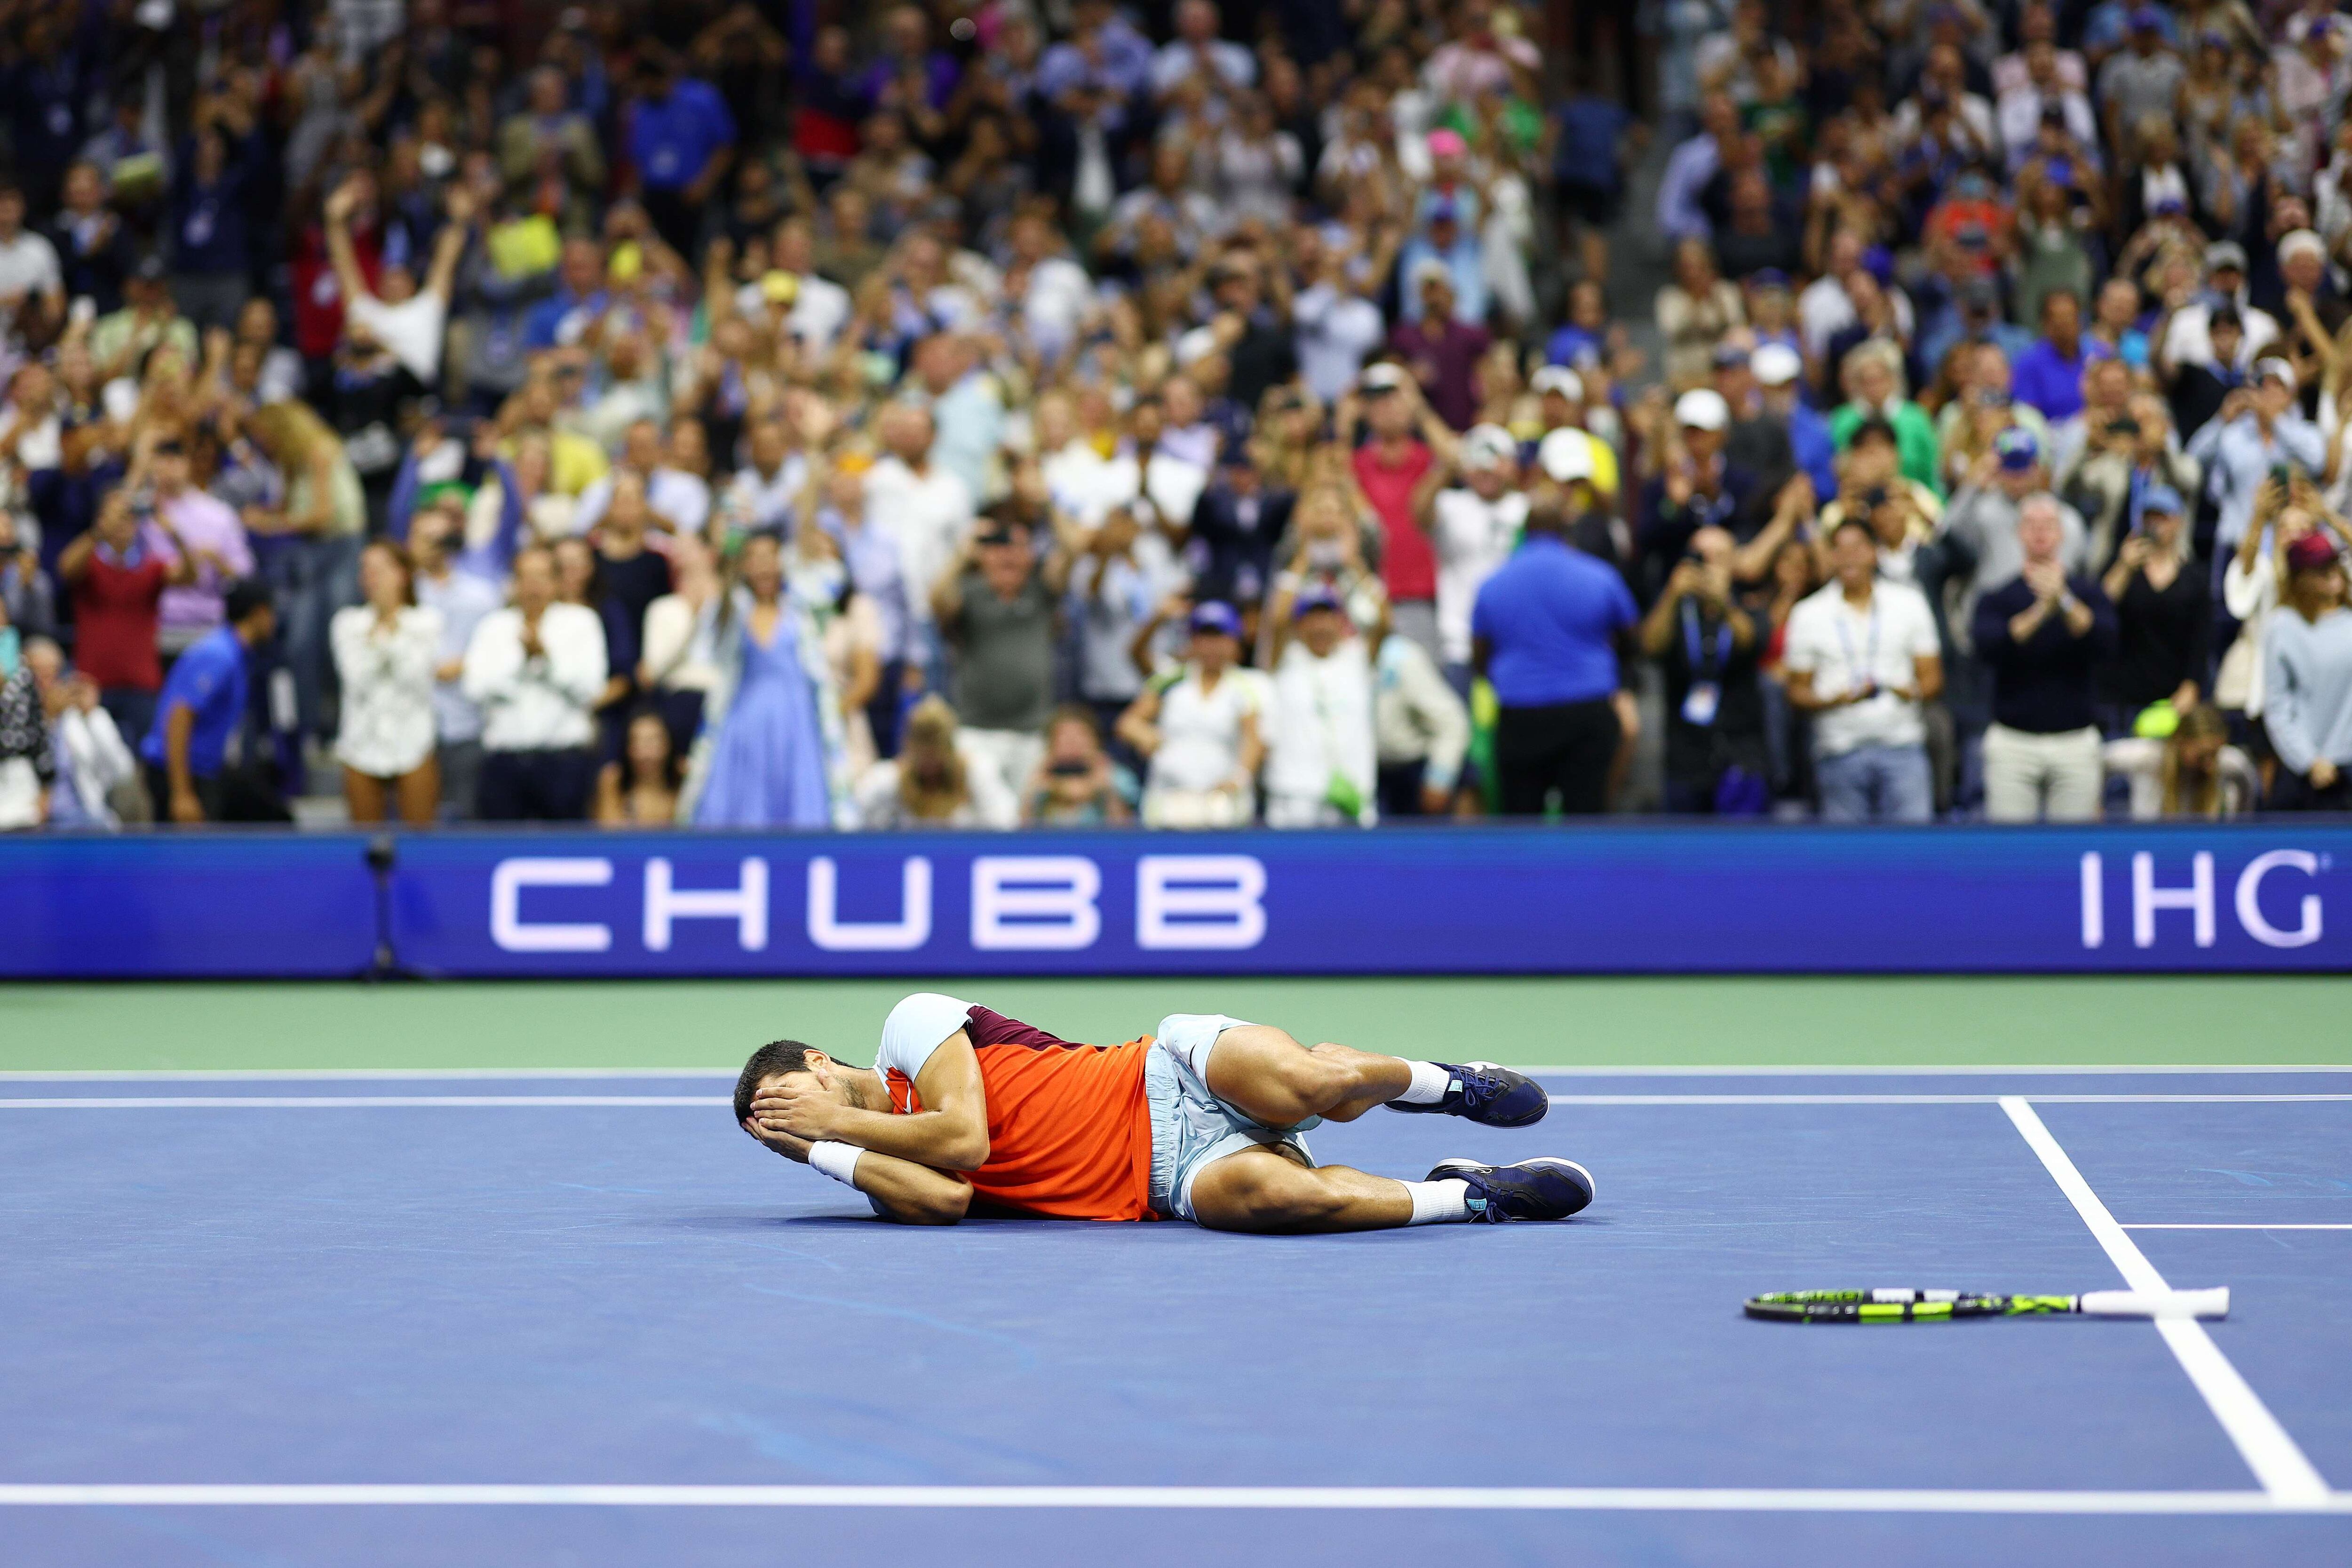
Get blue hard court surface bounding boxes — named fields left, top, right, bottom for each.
left=4, top=1070, right=2349, bottom=1566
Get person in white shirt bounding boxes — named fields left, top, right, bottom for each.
left=461, top=543, right=608, bottom=820
left=331, top=540, right=445, bottom=825
left=407, top=505, right=503, bottom=819
left=324, top=175, right=472, bottom=387
left=1119, top=600, right=1264, bottom=827
left=1422, top=423, right=1528, bottom=687
left=0, top=182, right=64, bottom=352
left=718, top=419, right=805, bottom=537
left=1263, top=590, right=1378, bottom=827
left=1150, top=0, right=1255, bottom=99
left=1375, top=629, right=1471, bottom=817
left=24, top=637, right=139, bottom=828
left=770, top=217, right=851, bottom=350
left=864, top=402, right=976, bottom=669
left=1780, top=517, right=1945, bottom=821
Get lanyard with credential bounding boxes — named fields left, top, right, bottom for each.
left=1833, top=599, right=1880, bottom=694
left=1680, top=598, right=1728, bottom=677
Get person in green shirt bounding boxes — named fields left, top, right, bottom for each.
left=1828, top=340, right=1942, bottom=497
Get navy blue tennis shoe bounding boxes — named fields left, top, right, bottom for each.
left=1384, top=1061, right=1549, bottom=1127
left=1427, top=1156, right=1595, bottom=1222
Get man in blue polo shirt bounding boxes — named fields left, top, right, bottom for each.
left=141, top=577, right=278, bottom=825
left=628, top=48, right=736, bottom=255
left=1471, top=498, right=1639, bottom=815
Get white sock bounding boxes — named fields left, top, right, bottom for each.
left=1393, top=1059, right=1452, bottom=1105
left=1404, top=1178, right=1474, bottom=1225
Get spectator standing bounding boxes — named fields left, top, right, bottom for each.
left=1389, top=266, right=1490, bottom=431
left=2263, top=532, right=2352, bottom=809
left=1971, top=495, right=2120, bottom=822
left=1120, top=601, right=1264, bottom=828
left=407, top=505, right=502, bottom=821
left=1349, top=366, right=1446, bottom=659
left=58, top=489, right=195, bottom=748
left=1263, top=590, right=1377, bottom=827
left=143, top=430, right=253, bottom=661
left=462, top=545, right=608, bottom=822
left=1641, top=527, right=1769, bottom=814
left=934, top=516, right=1071, bottom=807
left=24, top=637, right=140, bottom=828
left=1829, top=344, right=1942, bottom=497
left=2187, top=358, right=2325, bottom=560
left=630, top=49, right=738, bottom=255
left=2097, top=486, right=2210, bottom=728
left=0, top=630, right=46, bottom=828
left=1781, top=518, right=1945, bottom=822
left=1752, top=343, right=1836, bottom=500
left=1471, top=499, right=1639, bottom=817
left=1425, top=424, right=1528, bottom=691
left=687, top=532, right=848, bottom=829
left=330, top=541, right=443, bottom=827
left=1373, top=627, right=1471, bottom=819
left=244, top=401, right=368, bottom=742
left=139, top=578, right=283, bottom=826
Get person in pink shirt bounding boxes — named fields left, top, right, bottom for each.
left=1347, top=363, right=1453, bottom=659
left=138, top=427, right=254, bottom=659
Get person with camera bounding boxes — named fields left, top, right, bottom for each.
left=1641, top=525, right=1769, bottom=814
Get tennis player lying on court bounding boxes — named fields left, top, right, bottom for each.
left=734, top=993, right=1593, bottom=1232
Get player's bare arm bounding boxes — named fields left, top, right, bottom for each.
left=739, top=1106, right=973, bottom=1226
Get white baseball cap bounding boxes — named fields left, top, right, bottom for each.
left=1675, top=388, right=1732, bottom=431
left=1461, top=423, right=1518, bottom=470
left=1360, top=362, right=1410, bottom=392
left=1530, top=366, right=1584, bottom=400
left=1537, top=427, right=1598, bottom=484
left=1751, top=343, right=1802, bottom=387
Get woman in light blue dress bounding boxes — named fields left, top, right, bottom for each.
left=685, top=533, right=851, bottom=828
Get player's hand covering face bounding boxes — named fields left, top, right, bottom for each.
left=750, top=1075, right=843, bottom=1145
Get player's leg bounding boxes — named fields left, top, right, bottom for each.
left=1198, top=1023, right=1411, bottom=1126
left=1187, top=1020, right=1549, bottom=1129
left=1186, top=1145, right=1413, bottom=1233
left=1185, top=1145, right=1597, bottom=1234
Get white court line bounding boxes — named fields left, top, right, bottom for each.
left=0, top=1483, right=2346, bottom=1515
left=2000, top=1097, right=2333, bottom=1506
left=7, top=1093, right=2350, bottom=1110
left=2123, top=1225, right=2352, bottom=1232
left=2, top=1064, right=2347, bottom=1083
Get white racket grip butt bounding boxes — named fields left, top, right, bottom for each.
left=2077, top=1287, right=2230, bottom=1319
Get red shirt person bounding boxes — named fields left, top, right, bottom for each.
left=58, top=487, right=199, bottom=744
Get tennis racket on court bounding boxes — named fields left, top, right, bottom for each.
left=1745, top=1287, right=2229, bottom=1323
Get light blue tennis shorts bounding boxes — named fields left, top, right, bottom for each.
left=1145, top=1013, right=1318, bottom=1222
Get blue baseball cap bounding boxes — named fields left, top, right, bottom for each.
left=1292, top=587, right=1344, bottom=621
left=2140, top=484, right=2184, bottom=516
left=2130, top=4, right=2164, bottom=30
left=1189, top=600, right=1243, bottom=638
left=1994, top=428, right=2041, bottom=470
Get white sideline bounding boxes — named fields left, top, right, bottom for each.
left=0, top=1483, right=2346, bottom=1514
left=2000, top=1097, right=2333, bottom=1506
left=2123, top=1225, right=2352, bottom=1232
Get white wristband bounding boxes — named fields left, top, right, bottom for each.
left=808, top=1140, right=863, bottom=1188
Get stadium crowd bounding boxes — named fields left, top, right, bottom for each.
left=0, top=0, right=2350, bottom=833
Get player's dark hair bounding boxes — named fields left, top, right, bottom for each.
left=734, top=1040, right=818, bottom=1123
